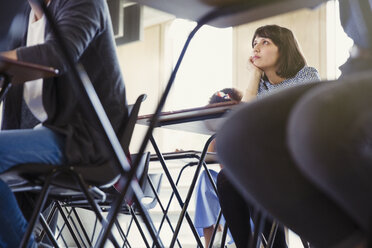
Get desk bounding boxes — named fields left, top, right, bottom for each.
left=131, top=0, right=326, bottom=28
left=0, top=55, right=59, bottom=85
left=137, top=101, right=238, bottom=135
left=138, top=102, right=238, bottom=247
left=0, top=56, right=59, bottom=102
left=150, top=150, right=218, bottom=164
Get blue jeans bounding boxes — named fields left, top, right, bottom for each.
left=0, top=127, right=65, bottom=248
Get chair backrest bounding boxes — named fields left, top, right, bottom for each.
left=129, top=151, right=150, bottom=188
left=72, top=93, right=147, bottom=186
left=140, top=173, right=163, bottom=210
left=119, top=94, right=147, bottom=156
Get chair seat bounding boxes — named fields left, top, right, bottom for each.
left=0, top=94, right=150, bottom=247
left=0, top=161, right=120, bottom=192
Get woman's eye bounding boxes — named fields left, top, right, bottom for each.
left=263, top=40, right=269, bottom=45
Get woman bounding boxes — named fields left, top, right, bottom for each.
left=216, top=0, right=372, bottom=247
left=243, top=24, right=319, bottom=101
left=216, top=25, right=320, bottom=248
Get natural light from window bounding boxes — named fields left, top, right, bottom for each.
left=326, top=0, right=354, bottom=79
left=165, top=19, right=232, bottom=111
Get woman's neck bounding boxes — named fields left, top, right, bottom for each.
left=264, top=69, right=286, bottom=85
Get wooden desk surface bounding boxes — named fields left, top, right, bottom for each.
left=137, top=101, right=239, bottom=135
left=131, top=0, right=326, bottom=27
left=0, top=56, right=59, bottom=84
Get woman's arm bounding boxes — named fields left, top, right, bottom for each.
left=242, top=56, right=263, bottom=102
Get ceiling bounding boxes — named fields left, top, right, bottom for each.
left=142, top=6, right=175, bottom=27
left=123, top=1, right=176, bottom=28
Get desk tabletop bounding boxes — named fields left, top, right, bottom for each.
left=150, top=150, right=219, bottom=164
left=0, top=56, right=59, bottom=84
left=131, top=0, right=326, bottom=28
left=137, top=101, right=239, bottom=135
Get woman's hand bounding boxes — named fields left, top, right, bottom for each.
left=247, top=56, right=263, bottom=76
left=242, top=56, right=263, bottom=102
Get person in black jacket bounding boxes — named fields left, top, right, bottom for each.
left=0, top=0, right=127, bottom=246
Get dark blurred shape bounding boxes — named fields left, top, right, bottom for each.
left=339, top=0, right=372, bottom=50
left=0, top=0, right=26, bottom=51
left=131, top=0, right=326, bottom=28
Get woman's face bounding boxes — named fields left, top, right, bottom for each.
left=251, top=36, right=279, bottom=71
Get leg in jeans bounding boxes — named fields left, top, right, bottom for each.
left=217, top=170, right=287, bottom=248
left=216, top=82, right=360, bottom=247
left=0, top=179, right=33, bottom=248
left=0, top=127, right=65, bottom=247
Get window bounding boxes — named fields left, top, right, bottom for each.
left=326, top=0, right=354, bottom=79
left=164, top=19, right=233, bottom=110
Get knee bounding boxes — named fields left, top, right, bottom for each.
left=216, top=170, right=225, bottom=194
left=216, top=104, right=269, bottom=185
left=287, top=87, right=361, bottom=182
left=0, top=179, right=7, bottom=190
left=0, top=179, right=13, bottom=199
left=216, top=170, right=228, bottom=190
left=217, top=170, right=235, bottom=197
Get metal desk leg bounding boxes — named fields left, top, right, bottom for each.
left=249, top=210, right=266, bottom=248
left=201, top=159, right=224, bottom=248
left=155, top=161, right=194, bottom=248
left=208, top=209, right=223, bottom=248
left=150, top=135, right=204, bottom=247
left=169, top=135, right=216, bottom=247
left=220, top=223, right=228, bottom=248
left=147, top=173, right=182, bottom=248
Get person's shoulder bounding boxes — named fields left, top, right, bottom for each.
left=295, top=66, right=321, bottom=82
left=51, top=0, right=106, bottom=22
left=55, top=0, right=105, bottom=9
left=298, top=66, right=319, bottom=76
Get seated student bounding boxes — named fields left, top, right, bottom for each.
left=0, top=0, right=127, bottom=247
left=194, top=88, right=242, bottom=248
left=216, top=0, right=372, bottom=247
left=216, top=24, right=320, bottom=248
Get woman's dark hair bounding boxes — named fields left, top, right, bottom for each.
left=252, top=25, right=306, bottom=78
left=209, top=88, right=242, bottom=104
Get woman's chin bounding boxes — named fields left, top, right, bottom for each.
left=254, top=63, right=263, bottom=70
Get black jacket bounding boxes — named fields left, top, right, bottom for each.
left=2, top=0, right=128, bottom=166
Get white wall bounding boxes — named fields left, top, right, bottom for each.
left=116, top=21, right=216, bottom=157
